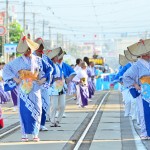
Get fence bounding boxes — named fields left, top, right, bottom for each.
left=100, top=73, right=119, bottom=90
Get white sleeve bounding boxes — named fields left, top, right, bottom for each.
left=72, top=72, right=83, bottom=82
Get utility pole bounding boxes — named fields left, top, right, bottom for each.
left=42, top=19, right=45, bottom=38
left=23, top=1, right=26, bottom=33
left=33, top=13, right=35, bottom=39
left=48, top=26, right=51, bottom=48
left=57, top=33, right=59, bottom=47
left=62, top=34, right=64, bottom=47
left=5, top=0, right=9, bottom=44
left=5, top=0, right=9, bottom=63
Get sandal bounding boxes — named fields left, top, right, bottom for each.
left=33, top=137, right=40, bottom=142
left=21, top=138, right=28, bottom=142
left=140, top=136, right=148, bottom=140
left=50, top=123, right=61, bottom=127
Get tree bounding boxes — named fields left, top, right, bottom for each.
left=9, top=21, right=23, bottom=43
left=9, top=21, right=23, bottom=57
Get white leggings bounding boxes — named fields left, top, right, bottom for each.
left=50, top=94, right=65, bottom=124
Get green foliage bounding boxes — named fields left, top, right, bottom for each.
left=16, top=53, right=22, bottom=57
left=9, top=21, right=23, bottom=43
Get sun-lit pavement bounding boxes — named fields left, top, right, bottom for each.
left=0, top=91, right=148, bottom=150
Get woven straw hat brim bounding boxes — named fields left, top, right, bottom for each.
left=124, top=50, right=137, bottom=61
left=119, top=54, right=129, bottom=66
left=45, top=48, right=61, bottom=59
left=17, top=36, right=39, bottom=54
left=58, top=51, right=65, bottom=59
left=127, top=39, right=150, bottom=56
left=34, top=38, right=45, bottom=47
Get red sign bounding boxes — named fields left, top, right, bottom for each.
left=0, top=12, right=5, bottom=25
left=0, top=16, right=3, bottom=25
left=0, top=12, right=5, bottom=17
left=0, top=26, right=6, bottom=36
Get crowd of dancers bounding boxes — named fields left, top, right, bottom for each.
left=0, top=33, right=104, bottom=142
left=2, top=33, right=149, bottom=142
left=114, top=39, right=150, bottom=140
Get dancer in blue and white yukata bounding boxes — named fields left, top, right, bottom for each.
left=124, top=50, right=140, bottom=124
left=123, top=39, right=150, bottom=139
left=45, top=47, right=66, bottom=127
left=3, top=34, right=51, bottom=142
left=113, top=54, right=132, bottom=117
left=34, top=38, right=56, bottom=131
left=57, top=49, right=76, bottom=117
left=3, top=59, right=18, bottom=111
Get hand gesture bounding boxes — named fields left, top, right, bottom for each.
left=13, top=77, right=21, bottom=84
left=133, top=83, right=141, bottom=90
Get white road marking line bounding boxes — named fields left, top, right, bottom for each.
left=129, top=119, right=146, bottom=150
left=73, top=92, right=109, bottom=150
left=0, top=125, right=20, bottom=139
left=0, top=96, right=74, bottom=138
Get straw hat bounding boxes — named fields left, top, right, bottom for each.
left=58, top=51, right=67, bottom=59
left=45, top=47, right=62, bottom=59
left=127, top=39, right=150, bottom=56
left=124, top=50, right=137, bottom=61
left=119, top=54, right=129, bottom=66
left=17, top=33, right=39, bottom=54
left=34, top=37, right=44, bottom=46
left=80, top=61, right=87, bottom=68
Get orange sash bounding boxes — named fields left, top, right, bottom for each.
left=19, top=70, right=38, bottom=80
left=19, top=70, right=39, bottom=94
left=140, top=76, right=150, bottom=84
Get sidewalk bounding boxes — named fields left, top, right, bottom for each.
left=1, top=102, right=19, bottom=132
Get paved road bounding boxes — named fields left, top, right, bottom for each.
left=0, top=91, right=149, bottom=150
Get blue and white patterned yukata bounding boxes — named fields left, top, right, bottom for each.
left=114, top=62, right=133, bottom=117
left=123, top=58, right=150, bottom=137
left=2, top=55, right=51, bottom=135
left=33, top=53, right=56, bottom=127
left=60, top=62, right=76, bottom=94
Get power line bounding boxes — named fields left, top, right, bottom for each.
left=91, top=0, right=100, bottom=26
